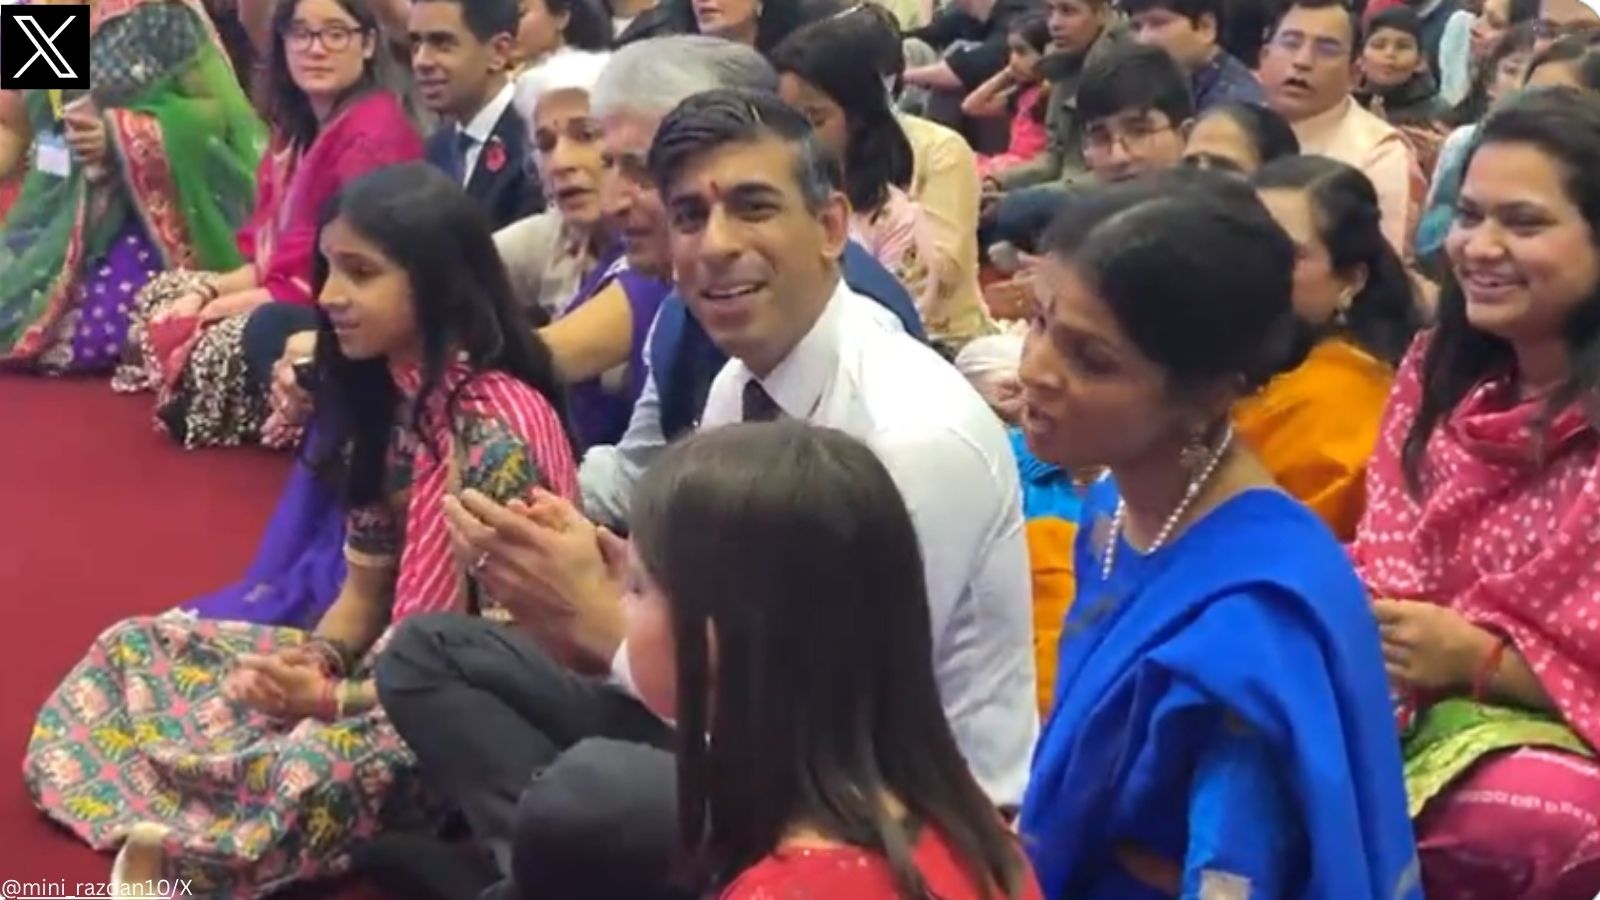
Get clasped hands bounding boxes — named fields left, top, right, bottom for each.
left=222, top=645, right=340, bottom=721
left=443, top=487, right=628, bottom=674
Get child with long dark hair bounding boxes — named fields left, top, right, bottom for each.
left=625, top=421, right=1041, bottom=899
left=962, top=14, right=1054, bottom=180
left=772, top=7, right=993, bottom=351
left=25, top=162, right=577, bottom=898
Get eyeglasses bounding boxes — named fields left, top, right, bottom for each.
left=284, top=23, right=365, bottom=52
left=1083, top=118, right=1174, bottom=155
left=1272, top=30, right=1350, bottom=61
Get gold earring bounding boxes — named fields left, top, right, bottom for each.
left=1334, top=289, right=1355, bottom=326
left=1177, top=424, right=1212, bottom=473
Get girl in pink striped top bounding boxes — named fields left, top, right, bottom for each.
left=25, top=163, right=578, bottom=898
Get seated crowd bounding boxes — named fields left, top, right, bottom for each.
left=5, top=0, right=1600, bottom=895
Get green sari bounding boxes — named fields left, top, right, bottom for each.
left=0, top=0, right=263, bottom=370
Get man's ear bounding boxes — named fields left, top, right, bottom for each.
left=489, top=30, right=517, bottom=72
left=818, top=190, right=851, bottom=264
left=1198, top=11, right=1219, bottom=44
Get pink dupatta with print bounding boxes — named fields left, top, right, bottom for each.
left=382, top=362, right=577, bottom=622
left=1352, top=337, right=1600, bottom=747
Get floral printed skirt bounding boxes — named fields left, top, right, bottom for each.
left=24, top=614, right=437, bottom=898
left=113, top=272, right=266, bottom=449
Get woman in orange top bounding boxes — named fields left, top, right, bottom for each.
left=1246, top=155, right=1424, bottom=539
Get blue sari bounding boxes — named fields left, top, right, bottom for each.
left=1021, top=484, right=1420, bottom=899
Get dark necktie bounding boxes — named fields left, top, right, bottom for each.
left=741, top=378, right=782, bottom=423
left=453, top=130, right=476, bottom=183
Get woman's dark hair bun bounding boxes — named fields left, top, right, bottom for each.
left=1245, top=309, right=1317, bottom=391
left=1044, top=169, right=1300, bottom=399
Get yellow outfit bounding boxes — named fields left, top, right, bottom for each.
left=1235, top=338, right=1395, bottom=541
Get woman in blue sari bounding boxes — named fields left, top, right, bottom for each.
left=1015, top=170, right=1420, bottom=899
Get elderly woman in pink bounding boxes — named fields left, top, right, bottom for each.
left=1351, top=86, right=1600, bottom=899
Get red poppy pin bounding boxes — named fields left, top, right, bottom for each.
left=484, top=138, right=507, bottom=174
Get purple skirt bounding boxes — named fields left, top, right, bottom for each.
left=182, top=457, right=346, bottom=628
left=63, top=224, right=161, bottom=372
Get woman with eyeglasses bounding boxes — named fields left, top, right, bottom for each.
left=114, top=0, right=423, bottom=450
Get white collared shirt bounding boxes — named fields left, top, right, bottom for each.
left=457, top=80, right=516, bottom=187
left=697, top=280, right=1038, bottom=807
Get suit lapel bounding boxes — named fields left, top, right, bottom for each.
left=464, top=105, right=523, bottom=198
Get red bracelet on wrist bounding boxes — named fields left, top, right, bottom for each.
left=1472, top=638, right=1509, bottom=702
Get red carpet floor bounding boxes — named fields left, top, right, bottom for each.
left=0, top=378, right=384, bottom=897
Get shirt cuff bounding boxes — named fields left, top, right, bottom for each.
left=609, top=638, right=638, bottom=698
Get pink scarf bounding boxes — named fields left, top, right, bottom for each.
left=1353, top=336, right=1600, bottom=745
left=386, top=361, right=577, bottom=621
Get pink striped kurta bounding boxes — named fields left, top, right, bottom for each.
left=24, top=364, right=576, bottom=897
left=387, top=362, right=578, bottom=621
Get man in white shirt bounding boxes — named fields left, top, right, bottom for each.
left=659, top=88, right=1037, bottom=805
left=375, top=84, right=1036, bottom=900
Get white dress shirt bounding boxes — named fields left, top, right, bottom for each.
left=578, top=305, right=669, bottom=528
left=697, top=280, right=1038, bottom=806
left=457, top=80, right=516, bottom=187
left=578, top=292, right=906, bottom=526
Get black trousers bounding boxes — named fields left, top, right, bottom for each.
left=240, top=301, right=320, bottom=391
left=375, top=614, right=688, bottom=900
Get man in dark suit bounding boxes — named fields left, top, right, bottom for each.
left=410, top=0, right=545, bottom=228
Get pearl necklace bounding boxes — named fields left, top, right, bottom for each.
left=1100, top=426, right=1235, bottom=581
